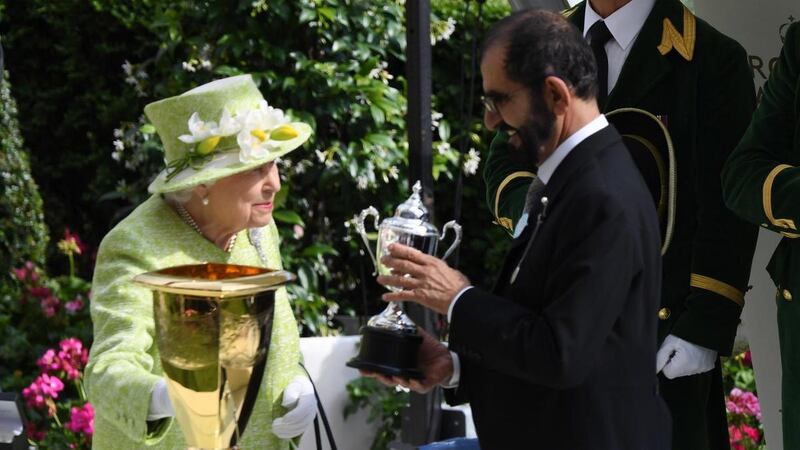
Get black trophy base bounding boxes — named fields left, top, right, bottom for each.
left=347, top=326, right=425, bottom=380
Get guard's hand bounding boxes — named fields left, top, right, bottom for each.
left=656, top=334, right=717, bottom=379
left=360, top=329, right=454, bottom=394
left=377, top=243, right=470, bottom=315
left=272, top=375, right=317, bottom=439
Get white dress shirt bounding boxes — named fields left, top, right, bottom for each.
left=443, top=115, right=610, bottom=387
left=584, top=0, right=656, bottom=94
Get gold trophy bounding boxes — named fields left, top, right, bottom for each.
left=134, top=263, right=295, bottom=450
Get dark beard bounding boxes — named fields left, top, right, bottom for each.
left=509, top=95, right=556, bottom=168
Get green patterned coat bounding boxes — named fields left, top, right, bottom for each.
left=85, top=195, right=303, bottom=449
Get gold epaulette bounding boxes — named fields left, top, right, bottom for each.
left=657, top=6, right=696, bottom=61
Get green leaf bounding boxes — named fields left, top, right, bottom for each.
left=272, top=210, right=305, bottom=226
left=369, top=105, right=385, bottom=125
left=438, top=120, right=450, bottom=141
left=274, top=184, right=289, bottom=209
left=318, top=7, right=335, bottom=22
left=365, top=133, right=394, bottom=148
left=302, top=244, right=339, bottom=257
left=139, top=124, right=156, bottom=134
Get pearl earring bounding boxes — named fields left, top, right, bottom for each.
left=202, top=197, right=209, bottom=206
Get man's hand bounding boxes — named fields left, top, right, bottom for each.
left=656, top=334, right=718, bottom=379
left=361, top=329, right=454, bottom=394
left=377, top=243, right=470, bottom=315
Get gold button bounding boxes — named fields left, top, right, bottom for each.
left=658, top=308, right=671, bottom=320
left=783, top=289, right=793, bottom=301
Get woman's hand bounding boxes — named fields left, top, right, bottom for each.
left=272, top=375, right=317, bottom=439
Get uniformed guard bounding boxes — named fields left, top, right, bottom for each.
left=483, top=0, right=758, bottom=448
left=722, top=22, right=800, bottom=450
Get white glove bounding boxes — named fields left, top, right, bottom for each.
left=272, top=375, right=317, bottom=439
left=656, top=334, right=717, bottom=379
left=148, top=379, right=175, bottom=420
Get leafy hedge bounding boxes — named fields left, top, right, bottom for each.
left=0, top=70, right=48, bottom=278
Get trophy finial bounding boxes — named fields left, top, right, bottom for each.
left=412, top=180, right=422, bottom=196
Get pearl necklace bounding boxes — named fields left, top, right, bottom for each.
left=175, top=203, right=237, bottom=253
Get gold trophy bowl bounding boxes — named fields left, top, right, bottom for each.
left=134, top=263, right=295, bottom=450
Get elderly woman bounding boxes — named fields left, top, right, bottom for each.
left=85, top=75, right=316, bottom=449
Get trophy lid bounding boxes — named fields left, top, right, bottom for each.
left=133, top=263, right=295, bottom=298
left=383, top=181, right=438, bottom=236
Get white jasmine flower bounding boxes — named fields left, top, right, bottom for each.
left=356, top=175, right=369, bottom=190
left=436, top=141, right=452, bottom=155
left=122, top=60, right=133, bottom=76
left=111, top=150, right=122, bottom=162
left=388, top=166, right=400, bottom=180
left=431, top=111, right=443, bottom=128
left=463, top=148, right=481, bottom=176
left=113, top=139, right=125, bottom=151
left=113, top=128, right=124, bottom=138
left=200, top=59, right=212, bottom=70
left=182, top=61, right=197, bottom=72
left=315, top=149, right=327, bottom=163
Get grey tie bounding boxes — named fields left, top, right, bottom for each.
left=523, top=176, right=546, bottom=215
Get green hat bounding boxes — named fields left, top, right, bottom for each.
left=144, top=74, right=312, bottom=194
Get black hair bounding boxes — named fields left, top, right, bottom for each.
left=481, top=9, right=598, bottom=100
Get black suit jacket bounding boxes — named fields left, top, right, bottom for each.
left=449, top=125, right=671, bottom=450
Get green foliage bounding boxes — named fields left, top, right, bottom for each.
left=345, top=376, right=409, bottom=450
left=1, top=0, right=513, bottom=332
left=0, top=71, right=49, bottom=276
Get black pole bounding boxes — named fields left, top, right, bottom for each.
left=402, top=0, right=441, bottom=447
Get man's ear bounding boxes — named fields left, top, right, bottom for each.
left=543, top=76, right=571, bottom=115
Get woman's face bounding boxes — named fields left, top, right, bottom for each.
left=204, top=161, right=281, bottom=231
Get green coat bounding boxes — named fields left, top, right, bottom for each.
left=722, top=22, right=800, bottom=450
left=484, top=1, right=757, bottom=449
left=85, top=195, right=303, bottom=450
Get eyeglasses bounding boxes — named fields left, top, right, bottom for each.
left=481, top=87, right=527, bottom=114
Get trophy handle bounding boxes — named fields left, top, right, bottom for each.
left=355, top=206, right=380, bottom=274
left=439, top=220, right=462, bottom=261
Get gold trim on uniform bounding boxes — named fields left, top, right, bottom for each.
left=494, top=171, right=535, bottom=230
left=657, top=6, right=696, bottom=61
left=690, top=274, right=744, bottom=306
left=762, top=164, right=797, bottom=236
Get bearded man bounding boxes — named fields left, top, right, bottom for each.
left=367, top=10, right=671, bottom=450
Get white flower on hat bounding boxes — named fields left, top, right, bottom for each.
left=213, top=108, right=241, bottom=136
left=236, top=100, right=292, bottom=163
left=178, top=112, right=224, bottom=156
left=178, top=112, right=218, bottom=144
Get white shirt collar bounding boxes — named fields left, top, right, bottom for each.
left=537, top=114, right=609, bottom=184
left=584, top=0, right=655, bottom=51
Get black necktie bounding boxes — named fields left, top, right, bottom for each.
left=587, top=20, right=612, bottom=106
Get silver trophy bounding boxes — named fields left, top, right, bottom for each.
left=347, top=181, right=462, bottom=379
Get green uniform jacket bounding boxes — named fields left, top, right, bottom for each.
left=485, top=0, right=757, bottom=357
left=721, top=22, right=800, bottom=449
left=85, top=195, right=303, bottom=450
